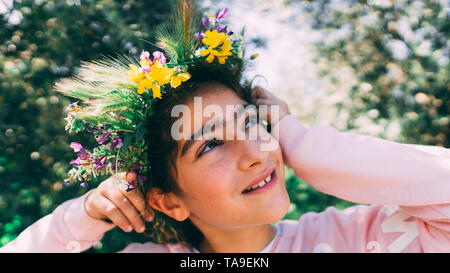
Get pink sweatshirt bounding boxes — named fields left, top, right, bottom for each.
left=1, top=114, right=449, bottom=253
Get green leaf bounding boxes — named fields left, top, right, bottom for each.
left=135, top=122, right=146, bottom=143
left=121, top=133, right=134, bottom=154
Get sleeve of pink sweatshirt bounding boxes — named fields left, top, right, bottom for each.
left=271, top=114, right=450, bottom=253
left=0, top=190, right=116, bottom=253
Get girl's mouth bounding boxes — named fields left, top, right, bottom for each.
left=242, top=169, right=277, bottom=195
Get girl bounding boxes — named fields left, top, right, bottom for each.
left=1, top=82, right=449, bottom=253
left=1, top=1, right=449, bottom=253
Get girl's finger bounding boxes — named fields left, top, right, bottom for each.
left=253, top=98, right=268, bottom=105
left=253, top=98, right=279, bottom=107
left=103, top=188, right=146, bottom=233
left=253, top=98, right=283, bottom=124
left=117, top=173, right=146, bottom=213
left=251, top=86, right=275, bottom=100
left=117, top=172, right=153, bottom=221
left=99, top=196, right=133, bottom=233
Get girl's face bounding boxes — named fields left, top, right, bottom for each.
left=173, top=83, right=290, bottom=230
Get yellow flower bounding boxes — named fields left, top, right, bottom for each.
left=170, top=72, right=191, bottom=88
left=200, top=47, right=218, bottom=63
left=202, top=30, right=228, bottom=49
left=135, top=60, right=174, bottom=98
left=216, top=40, right=232, bottom=64
left=128, top=64, right=145, bottom=83
left=150, top=83, right=161, bottom=99
left=137, top=78, right=162, bottom=99
left=147, top=59, right=174, bottom=86
left=250, top=53, right=259, bottom=60
left=200, top=40, right=232, bottom=64
left=137, top=78, right=153, bottom=94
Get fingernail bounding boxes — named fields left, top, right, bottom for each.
left=145, top=210, right=153, bottom=221
left=126, top=226, right=133, bottom=232
left=138, top=226, right=145, bottom=233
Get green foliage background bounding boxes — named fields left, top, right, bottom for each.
left=0, top=0, right=447, bottom=252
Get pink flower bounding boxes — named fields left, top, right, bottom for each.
left=152, top=51, right=166, bottom=65
left=69, top=158, right=81, bottom=166
left=140, top=50, right=150, bottom=60
left=70, top=142, right=86, bottom=154
left=96, top=130, right=112, bottom=144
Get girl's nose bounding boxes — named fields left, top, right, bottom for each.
left=234, top=124, right=274, bottom=171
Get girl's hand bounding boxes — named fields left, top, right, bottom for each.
left=84, top=172, right=154, bottom=233
left=251, top=86, right=291, bottom=127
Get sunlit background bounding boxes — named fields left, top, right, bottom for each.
left=0, top=0, right=449, bottom=252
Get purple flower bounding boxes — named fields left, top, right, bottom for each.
left=214, top=24, right=228, bottom=33
left=64, top=178, right=72, bottom=184
left=125, top=181, right=137, bottom=192
left=138, top=175, right=147, bottom=184
left=110, top=137, right=123, bottom=149
left=81, top=182, right=88, bottom=187
left=96, top=130, right=112, bottom=144
left=70, top=142, right=86, bottom=154
left=215, top=8, right=228, bottom=20
left=194, top=32, right=204, bottom=44
left=93, top=156, right=107, bottom=171
left=69, top=143, right=92, bottom=167
left=131, top=163, right=140, bottom=172
left=88, top=97, right=96, bottom=101
left=65, top=101, right=79, bottom=112
left=202, top=17, right=210, bottom=29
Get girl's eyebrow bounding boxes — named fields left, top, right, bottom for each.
left=180, top=103, right=250, bottom=158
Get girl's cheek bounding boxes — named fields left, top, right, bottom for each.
left=184, top=163, right=229, bottom=194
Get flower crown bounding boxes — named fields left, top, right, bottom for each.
left=56, top=1, right=258, bottom=191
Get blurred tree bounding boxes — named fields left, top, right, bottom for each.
left=295, top=0, right=449, bottom=146
left=0, top=0, right=176, bottom=252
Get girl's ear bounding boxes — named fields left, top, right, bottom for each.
left=147, top=188, right=190, bottom=222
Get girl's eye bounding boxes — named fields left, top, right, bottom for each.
left=243, top=113, right=258, bottom=130
left=199, top=138, right=223, bottom=156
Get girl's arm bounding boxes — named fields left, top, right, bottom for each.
left=0, top=172, right=153, bottom=253
left=0, top=190, right=115, bottom=253
left=272, top=114, right=450, bottom=207
left=272, top=114, right=450, bottom=252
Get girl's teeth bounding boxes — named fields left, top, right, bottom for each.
left=244, top=172, right=274, bottom=193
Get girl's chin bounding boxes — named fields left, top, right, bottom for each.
left=253, top=194, right=291, bottom=222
